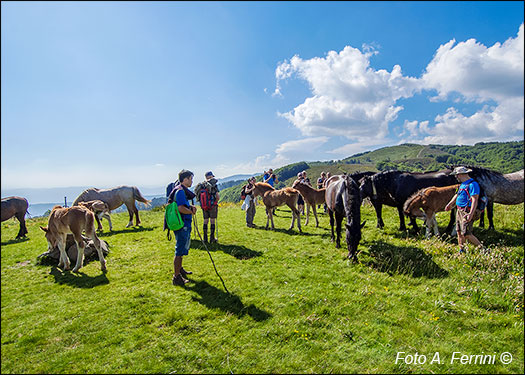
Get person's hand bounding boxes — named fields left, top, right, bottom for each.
left=191, top=206, right=197, bottom=214
left=444, top=202, right=452, bottom=211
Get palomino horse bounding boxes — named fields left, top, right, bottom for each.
left=251, top=182, right=302, bottom=232
left=291, top=180, right=325, bottom=227
left=403, top=184, right=460, bottom=238
left=78, top=200, right=112, bottom=231
left=455, top=166, right=524, bottom=230
left=73, top=186, right=151, bottom=229
left=359, top=169, right=457, bottom=232
left=40, top=205, right=106, bottom=273
left=325, top=175, right=365, bottom=262
left=1, top=196, right=29, bottom=239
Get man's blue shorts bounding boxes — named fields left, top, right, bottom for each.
left=174, top=226, right=191, bottom=256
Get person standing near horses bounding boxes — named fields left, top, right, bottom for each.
left=264, top=168, right=278, bottom=187
left=445, top=166, right=486, bottom=253
left=168, top=169, right=197, bottom=286
left=195, top=171, right=220, bottom=243
left=243, top=177, right=257, bottom=228
left=317, top=172, right=327, bottom=212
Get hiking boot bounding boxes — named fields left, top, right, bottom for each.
left=181, top=267, right=193, bottom=276
left=459, top=247, right=466, bottom=254
left=210, top=237, right=218, bottom=243
left=172, top=274, right=189, bottom=286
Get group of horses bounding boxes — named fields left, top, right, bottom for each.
left=2, top=165, right=523, bottom=271
left=250, top=166, right=524, bottom=262
left=2, top=186, right=151, bottom=273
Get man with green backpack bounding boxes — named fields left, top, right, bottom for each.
left=167, top=169, right=197, bottom=286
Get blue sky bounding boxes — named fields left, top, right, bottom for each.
left=2, top=1, right=523, bottom=191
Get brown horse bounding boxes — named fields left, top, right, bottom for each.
left=1, top=196, right=29, bottom=239
left=291, top=180, right=326, bottom=227
left=73, top=186, right=150, bottom=229
left=251, top=182, right=302, bottom=232
left=403, top=184, right=459, bottom=238
left=40, top=205, right=106, bottom=273
left=78, top=200, right=112, bottom=231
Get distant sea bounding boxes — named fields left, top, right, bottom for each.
left=26, top=195, right=166, bottom=218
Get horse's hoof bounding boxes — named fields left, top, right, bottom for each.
left=72, top=268, right=80, bottom=273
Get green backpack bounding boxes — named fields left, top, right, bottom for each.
left=165, top=201, right=184, bottom=232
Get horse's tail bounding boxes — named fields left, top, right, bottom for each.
left=133, top=187, right=151, bottom=206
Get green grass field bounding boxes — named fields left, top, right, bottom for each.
left=1, top=202, right=523, bottom=374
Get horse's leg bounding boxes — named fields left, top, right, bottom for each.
left=479, top=209, right=485, bottom=228
left=134, top=204, right=141, bottom=226
left=372, top=200, right=384, bottom=229
left=87, top=229, right=106, bottom=272
left=57, top=234, right=70, bottom=271
left=329, top=209, right=335, bottom=242
left=397, top=205, right=407, bottom=231
left=265, top=206, right=271, bottom=230
left=487, top=201, right=494, bottom=230
left=432, top=213, right=440, bottom=237
left=125, top=203, right=134, bottom=227
left=445, top=209, right=455, bottom=234
left=312, top=204, right=319, bottom=227
left=72, top=233, right=85, bottom=273
left=335, top=212, right=342, bottom=248
left=288, top=203, right=301, bottom=232
left=104, top=213, right=113, bottom=231
left=15, top=212, right=27, bottom=239
left=305, top=203, right=310, bottom=226
left=95, top=213, right=103, bottom=231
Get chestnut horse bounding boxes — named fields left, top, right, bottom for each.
left=403, top=184, right=460, bottom=238
left=40, top=205, right=106, bottom=273
left=251, top=182, right=302, bottom=232
left=1, top=196, right=29, bottom=239
left=291, top=180, right=326, bottom=227
left=73, top=186, right=150, bottom=229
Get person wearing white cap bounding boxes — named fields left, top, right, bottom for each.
left=445, top=166, right=486, bottom=253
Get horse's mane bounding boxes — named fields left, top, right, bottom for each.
left=403, top=188, right=428, bottom=212
left=372, top=170, right=403, bottom=185
left=255, top=182, right=275, bottom=190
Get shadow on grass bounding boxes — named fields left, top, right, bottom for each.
left=97, top=226, right=154, bottom=237
left=475, top=227, right=524, bottom=247
left=191, top=240, right=263, bottom=259
left=362, top=240, right=449, bottom=279
left=48, top=266, right=110, bottom=288
left=1, top=237, right=30, bottom=246
left=251, top=225, right=313, bottom=236
left=186, top=280, right=272, bottom=322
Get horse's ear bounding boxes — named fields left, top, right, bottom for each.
left=40, top=226, right=48, bottom=232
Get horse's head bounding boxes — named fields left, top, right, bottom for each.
left=342, top=175, right=364, bottom=262
left=40, top=226, right=58, bottom=252
left=403, top=192, right=426, bottom=219
left=359, top=176, right=375, bottom=199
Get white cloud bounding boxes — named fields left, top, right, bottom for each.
left=422, top=24, right=524, bottom=103
left=273, top=136, right=329, bottom=164
left=275, top=46, right=421, bottom=140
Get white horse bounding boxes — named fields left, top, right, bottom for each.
left=73, top=186, right=150, bottom=229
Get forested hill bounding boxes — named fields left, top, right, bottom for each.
left=219, top=141, right=524, bottom=203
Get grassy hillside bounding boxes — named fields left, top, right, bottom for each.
left=2, top=203, right=523, bottom=373
left=220, top=141, right=523, bottom=203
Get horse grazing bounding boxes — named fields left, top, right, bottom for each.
left=78, top=200, right=112, bottom=231
left=325, top=174, right=365, bottom=262
left=359, top=169, right=457, bottom=232
left=291, top=180, right=326, bottom=227
left=251, top=182, right=301, bottom=232
left=454, top=166, right=524, bottom=230
left=40, top=205, right=106, bottom=273
left=1, top=196, right=29, bottom=239
left=403, top=184, right=459, bottom=238
left=73, top=186, right=151, bottom=229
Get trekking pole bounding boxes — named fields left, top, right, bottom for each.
left=192, top=212, right=229, bottom=294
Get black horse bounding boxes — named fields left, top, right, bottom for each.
left=359, top=169, right=457, bottom=232
left=325, top=174, right=365, bottom=262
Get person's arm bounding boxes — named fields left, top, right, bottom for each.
left=466, top=195, right=479, bottom=222
left=178, top=205, right=195, bottom=215
left=444, top=193, right=458, bottom=211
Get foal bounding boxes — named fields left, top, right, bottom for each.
left=40, top=206, right=106, bottom=273
left=403, top=184, right=459, bottom=238
left=251, top=182, right=302, bottom=232
left=291, top=180, right=326, bottom=227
